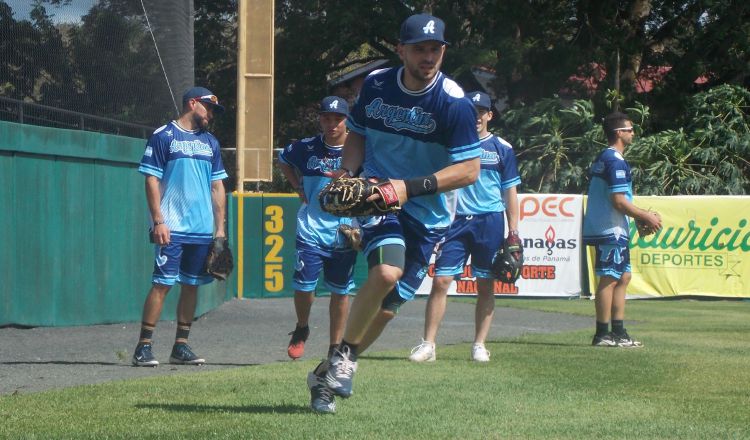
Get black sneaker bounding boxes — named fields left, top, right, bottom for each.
left=591, top=333, right=617, bottom=347
left=308, top=360, right=335, bottom=414
left=613, top=331, right=643, bottom=348
left=169, top=343, right=206, bottom=365
left=287, top=325, right=310, bottom=360
left=132, top=343, right=159, bottom=367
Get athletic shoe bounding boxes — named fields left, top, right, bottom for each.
left=408, top=339, right=436, bottom=362
left=591, top=333, right=617, bottom=347
left=132, top=343, right=159, bottom=367
left=613, top=332, right=643, bottom=348
left=169, top=343, right=205, bottom=365
left=287, top=325, right=310, bottom=360
left=307, top=360, right=336, bottom=414
left=325, top=346, right=357, bottom=398
left=471, top=343, right=491, bottom=362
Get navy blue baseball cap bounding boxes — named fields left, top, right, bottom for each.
left=182, top=86, right=225, bottom=114
left=468, top=91, right=492, bottom=110
left=400, top=13, right=449, bottom=45
left=319, top=96, right=349, bottom=116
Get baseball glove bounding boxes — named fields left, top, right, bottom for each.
left=491, top=233, right=524, bottom=284
left=338, top=224, right=362, bottom=251
left=205, top=237, right=234, bottom=281
left=635, top=211, right=661, bottom=237
left=319, top=177, right=401, bottom=217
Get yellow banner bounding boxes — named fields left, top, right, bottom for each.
left=588, top=196, right=750, bottom=298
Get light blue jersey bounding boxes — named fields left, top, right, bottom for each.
left=456, top=134, right=521, bottom=215
left=278, top=135, right=351, bottom=250
left=583, top=147, right=632, bottom=245
left=347, top=67, right=481, bottom=229
left=138, top=121, right=227, bottom=244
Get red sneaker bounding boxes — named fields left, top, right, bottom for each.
left=287, top=325, right=310, bottom=359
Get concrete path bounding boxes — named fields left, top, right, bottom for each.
left=0, top=297, right=590, bottom=395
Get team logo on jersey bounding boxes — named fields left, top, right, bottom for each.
left=166, top=129, right=173, bottom=137
left=306, top=155, right=341, bottom=173
left=423, top=20, right=436, bottom=35
left=169, top=139, right=213, bottom=157
left=365, top=98, right=436, bottom=134
left=480, top=149, right=500, bottom=165
left=373, top=79, right=384, bottom=89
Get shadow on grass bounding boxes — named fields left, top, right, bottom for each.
left=135, top=402, right=309, bottom=414
left=0, top=361, right=260, bottom=367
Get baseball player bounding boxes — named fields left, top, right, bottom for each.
left=583, top=111, right=662, bottom=348
left=278, top=96, right=358, bottom=413
left=318, top=13, right=481, bottom=407
left=409, top=91, right=520, bottom=363
left=132, top=86, right=228, bottom=367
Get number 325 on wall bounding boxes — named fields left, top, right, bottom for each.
left=264, top=205, right=284, bottom=292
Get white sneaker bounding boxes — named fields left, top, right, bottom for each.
left=409, top=339, right=436, bottom=362
left=471, top=343, right=490, bottom=362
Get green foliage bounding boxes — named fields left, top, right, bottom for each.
left=1, top=300, right=748, bottom=439
left=629, top=85, right=750, bottom=195
left=502, top=85, right=750, bottom=195
left=502, top=98, right=604, bottom=193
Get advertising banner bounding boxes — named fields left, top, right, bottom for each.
left=622, top=196, right=750, bottom=298
left=416, top=194, right=584, bottom=297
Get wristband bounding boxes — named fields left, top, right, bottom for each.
left=153, top=220, right=165, bottom=226
left=405, top=175, right=438, bottom=198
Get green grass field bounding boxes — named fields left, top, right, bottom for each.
left=1, top=299, right=748, bottom=439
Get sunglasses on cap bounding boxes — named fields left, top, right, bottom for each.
left=193, top=94, right=219, bottom=104
left=613, top=127, right=634, bottom=132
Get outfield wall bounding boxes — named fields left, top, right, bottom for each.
left=3, top=121, right=748, bottom=326
left=0, top=121, right=230, bottom=327
left=229, top=193, right=750, bottom=299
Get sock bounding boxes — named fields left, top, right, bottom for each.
left=596, top=321, right=610, bottom=337
left=139, top=321, right=156, bottom=344
left=313, top=359, right=329, bottom=377
left=175, top=321, right=191, bottom=345
left=327, top=344, right=338, bottom=359
left=338, top=340, right=359, bottom=361
left=611, top=320, right=625, bottom=336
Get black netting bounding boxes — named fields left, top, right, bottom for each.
left=0, top=0, right=194, bottom=136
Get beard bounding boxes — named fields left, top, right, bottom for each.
left=193, top=113, right=210, bottom=129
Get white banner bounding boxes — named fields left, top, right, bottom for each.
left=416, top=194, right=584, bottom=297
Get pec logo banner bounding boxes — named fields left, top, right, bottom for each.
left=520, top=195, right=576, bottom=220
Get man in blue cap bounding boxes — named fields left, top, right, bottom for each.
left=278, top=96, right=358, bottom=413
left=132, top=86, right=228, bottom=367
left=409, top=90, right=521, bottom=363
left=320, top=13, right=481, bottom=407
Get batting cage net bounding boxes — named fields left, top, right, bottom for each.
left=0, top=0, right=194, bottom=138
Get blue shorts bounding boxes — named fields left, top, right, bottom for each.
left=435, top=212, right=505, bottom=279
left=293, top=241, right=357, bottom=295
left=152, top=242, right=214, bottom=286
left=360, top=212, right=446, bottom=310
left=593, top=243, right=631, bottom=280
